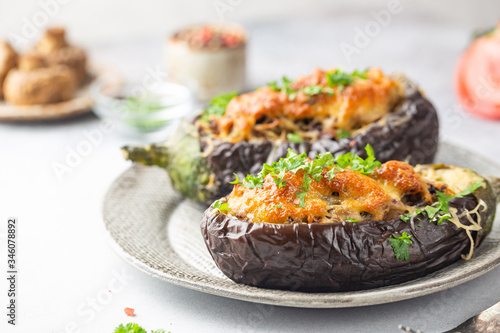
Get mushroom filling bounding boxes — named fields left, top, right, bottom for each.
left=197, top=68, right=404, bottom=144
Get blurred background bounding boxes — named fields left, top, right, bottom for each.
left=1, top=0, right=498, bottom=45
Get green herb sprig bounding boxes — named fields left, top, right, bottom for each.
left=267, top=69, right=367, bottom=101
left=400, top=180, right=485, bottom=225
left=389, top=232, right=413, bottom=261
left=201, top=91, right=239, bottom=121
left=326, top=69, right=367, bottom=92
left=213, top=199, right=230, bottom=212
left=286, top=131, right=303, bottom=143
left=336, top=128, right=351, bottom=139
left=114, top=323, right=167, bottom=333
left=230, top=144, right=379, bottom=208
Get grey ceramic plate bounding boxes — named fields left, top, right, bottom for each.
left=103, top=142, right=500, bottom=308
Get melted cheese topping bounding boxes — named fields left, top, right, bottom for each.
left=211, top=68, right=403, bottom=142
left=226, top=161, right=432, bottom=224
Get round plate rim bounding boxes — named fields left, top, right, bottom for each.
left=102, top=141, right=500, bottom=308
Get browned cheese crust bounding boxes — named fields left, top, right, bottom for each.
left=226, top=160, right=434, bottom=224
left=213, top=68, right=403, bottom=142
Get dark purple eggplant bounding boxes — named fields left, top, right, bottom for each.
left=123, top=74, right=439, bottom=205
left=201, top=165, right=498, bottom=292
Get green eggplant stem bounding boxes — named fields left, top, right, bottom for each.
left=121, top=144, right=169, bottom=168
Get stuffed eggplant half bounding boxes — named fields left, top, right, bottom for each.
left=123, top=68, right=439, bottom=205
left=201, top=146, right=499, bottom=292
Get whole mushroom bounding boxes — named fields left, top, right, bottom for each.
left=34, top=27, right=87, bottom=85
left=3, top=54, right=78, bottom=105
left=0, top=40, right=18, bottom=99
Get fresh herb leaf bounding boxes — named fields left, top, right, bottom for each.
left=201, top=91, right=239, bottom=121
left=400, top=213, right=413, bottom=222
left=274, top=204, right=282, bottom=208
left=114, top=323, right=168, bottom=333
left=302, top=85, right=324, bottom=95
left=418, top=224, right=422, bottom=227
left=456, top=181, right=486, bottom=197
left=437, top=215, right=452, bottom=226
left=213, top=200, right=230, bottom=212
left=229, top=173, right=241, bottom=185
left=242, top=174, right=264, bottom=189
left=296, top=191, right=307, bottom=208
left=351, top=69, right=368, bottom=79
left=325, top=69, right=367, bottom=90
left=267, top=81, right=279, bottom=91
left=326, top=70, right=353, bottom=87
left=422, top=180, right=485, bottom=224
left=424, top=205, right=440, bottom=220
left=286, top=131, right=303, bottom=143
left=333, top=144, right=380, bottom=175
left=336, top=128, right=351, bottom=139
left=389, top=232, right=413, bottom=261
left=114, top=323, right=147, bottom=333
left=267, top=70, right=366, bottom=101
left=346, top=217, right=359, bottom=223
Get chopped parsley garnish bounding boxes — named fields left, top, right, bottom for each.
left=326, top=69, right=367, bottom=90
left=418, top=180, right=485, bottom=225
left=213, top=200, right=230, bottom=212
left=400, top=213, right=413, bottom=222
left=201, top=91, right=239, bottom=121
left=114, top=323, right=167, bottom=333
left=418, top=224, right=422, bottom=227
left=274, top=204, right=282, bottom=208
left=389, top=232, right=413, bottom=261
left=334, top=144, right=381, bottom=176
left=230, top=144, right=379, bottom=208
left=346, top=217, right=359, bottom=223
left=266, top=69, right=366, bottom=101
left=336, top=128, right=351, bottom=139
left=267, top=76, right=296, bottom=100
left=286, top=131, right=303, bottom=143
left=397, top=180, right=485, bottom=226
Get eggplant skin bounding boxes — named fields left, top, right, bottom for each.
left=202, top=194, right=490, bottom=292
left=204, top=85, right=439, bottom=204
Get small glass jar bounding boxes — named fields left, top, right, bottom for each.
left=167, top=23, right=247, bottom=102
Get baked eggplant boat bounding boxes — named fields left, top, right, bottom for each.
left=123, top=68, right=439, bottom=205
left=201, top=146, right=499, bottom=292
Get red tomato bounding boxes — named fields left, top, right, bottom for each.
left=455, top=26, right=500, bottom=119
left=124, top=307, right=135, bottom=316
